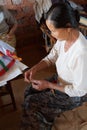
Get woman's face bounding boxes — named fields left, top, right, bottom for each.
left=46, top=20, right=68, bottom=41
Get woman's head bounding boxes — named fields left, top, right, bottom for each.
left=45, top=3, right=80, bottom=40
left=46, top=2, right=80, bottom=29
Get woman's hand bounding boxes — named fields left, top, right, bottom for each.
left=31, top=79, right=65, bottom=92
left=24, top=60, right=49, bottom=83
left=24, top=67, right=37, bottom=83
left=31, top=79, right=50, bottom=91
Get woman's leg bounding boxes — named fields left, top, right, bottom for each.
left=21, top=87, right=74, bottom=129
left=21, top=74, right=86, bottom=130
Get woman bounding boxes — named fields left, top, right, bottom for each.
left=22, top=2, right=87, bottom=130
left=0, top=6, right=18, bottom=48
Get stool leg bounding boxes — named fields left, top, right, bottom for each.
left=6, top=81, right=17, bottom=110
left=0, top=97, right=3, bottom=106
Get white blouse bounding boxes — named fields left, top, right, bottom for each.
left=43, top=32, right=87, bottom=97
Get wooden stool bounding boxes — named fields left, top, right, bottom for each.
left=0, top=81, right=16, bottom=110
left=0, top=74, right=24, bottom=110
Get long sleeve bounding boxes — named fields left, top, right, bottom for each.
left=64, top=51, right=87, bottom=97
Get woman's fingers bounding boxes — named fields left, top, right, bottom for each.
left=24, top=70, right=34, bottom=83
left=30, top=71, right=33, bottom=81
left=31, top=80, right=49, bottom=90
left=31, top=80, right=41, bottom=85
left=31, top=80, right=40, bottom=89
left=24, top=71, right=30, bottom=83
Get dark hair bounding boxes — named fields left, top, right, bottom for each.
left=45, top=2, right=80, bottom=29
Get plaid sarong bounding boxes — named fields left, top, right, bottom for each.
left=21, top=74, right=87, bottom=130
